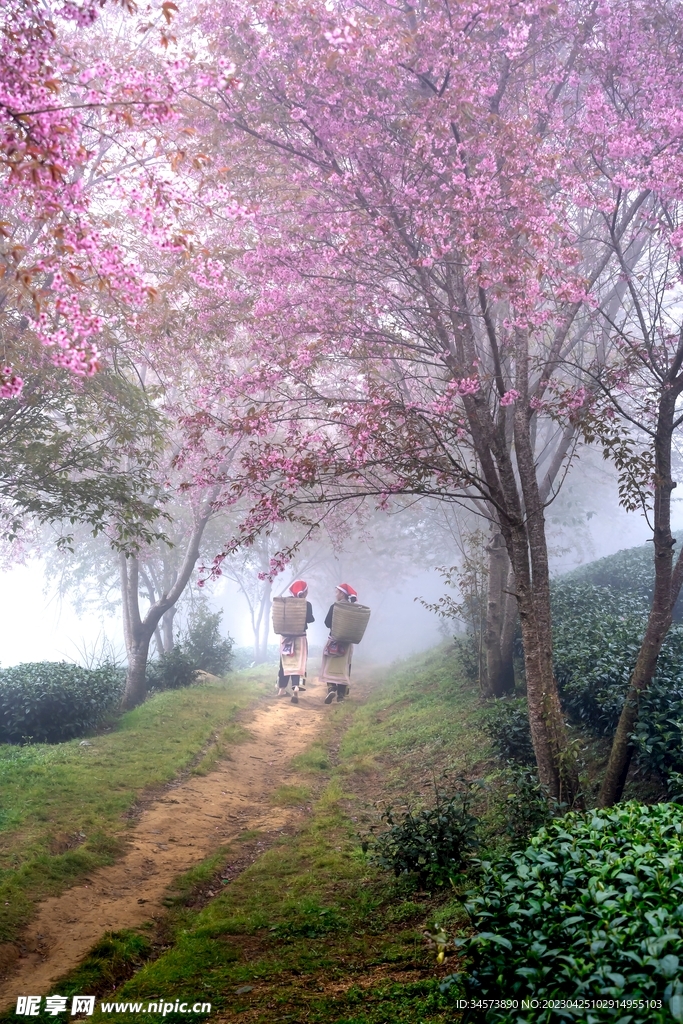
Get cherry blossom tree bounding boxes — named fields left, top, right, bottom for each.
left=173, top=0, right=683, bottom=802
left=0, top=0, right=181, bottom=392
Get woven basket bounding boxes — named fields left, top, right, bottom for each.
left=330, top=602, right=371, bottom=644
left=272, top=596, right=308, bottom=636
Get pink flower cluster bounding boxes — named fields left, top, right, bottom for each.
left=0, top=368, right=24, bottom=399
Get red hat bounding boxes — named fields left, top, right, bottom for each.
left=336, top=583, right=358, bottom=602
left=289, top=580, right=308, bottom=597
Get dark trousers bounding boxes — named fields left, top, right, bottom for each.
left=278, top=662, right=304, bottom=688
left=326, top=682, right=348, bottom=697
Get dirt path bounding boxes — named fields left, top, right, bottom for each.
left=0, top=688, right=327, bottom=1009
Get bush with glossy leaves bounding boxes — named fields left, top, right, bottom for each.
left=456, top=802, right=683, bottom=1022
left=481, top=697, right=535, bottom=765
left=367, top=779, right=480, bottom=889
left=0, top=661, right=123, bottom=744
left=146, top=609, right=234, bottom=691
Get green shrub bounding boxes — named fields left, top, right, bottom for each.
left=146, top=610, right=234, bottom=691
left=550, top=575, right=683, bottom=788
left=0, top=662, right=123, bottom=744
left=458, top=801, right=683, bottom=1022
left=182, top=609, right=233, bottom=676
left=564, top=536, right=683, bottom=622
left=368, top=779, right=480, bottom=888
left=146, top=646, right=196, bottom=691
left=481, top=697, right=535, bottom=764
left=551, top=581, right=645, bottom=736
left=633, top=663, right=683, bottom=786
left=453, top=634, right=482, bottom=687
left=496, top=764, right=559, bottom=849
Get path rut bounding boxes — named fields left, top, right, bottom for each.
left=0, top=690, right=326, bottom=1009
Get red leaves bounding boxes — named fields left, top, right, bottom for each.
left=161, top=1, right=178, bottom=24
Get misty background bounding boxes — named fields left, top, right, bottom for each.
left=4, top=455, right=671, bottom=671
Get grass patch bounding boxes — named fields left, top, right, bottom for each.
left=0, top=668, right=271, bottom=943
left=270, top=784, right=311, bottom=807
left=291, top=743, right=331, bottom=773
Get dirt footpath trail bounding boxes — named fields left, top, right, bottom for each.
left=0, top=689, right=327, bottom=1009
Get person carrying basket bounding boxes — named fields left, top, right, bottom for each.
left=322, top=583, right=358, bottom=704
left=276, top=580, right=314, bottom=704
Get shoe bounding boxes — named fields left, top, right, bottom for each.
left=336, top=695, right=345, bottom=702
left=291, top=693, right=299, bottom=704
left=277, top=690, right=287, bottom=698
left=324, top=690, right=335, bottom=704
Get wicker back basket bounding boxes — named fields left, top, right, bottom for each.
left=272, top=596, right=308, bottom=636
left=330, top=602, right=371, bottom=644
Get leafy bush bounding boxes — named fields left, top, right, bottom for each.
left=550, top=574, right=683, bottom=788
left=564, top=535, right=683, bottom=622
left=633, top=658, right=683, bottom=786
left=182, top=609, right=233, bottom=676
left=0, top=662, right=123, bottom=744
left=452, top=634, right=482, bottom=687
left=481, top=697, right=535, bottom=764
left=146, top=609, right=234, bottom=691
left=146, top=647, right=197, bottom=692
left=551, top=581, right=645, bottom=735
left=496, top=764, right=559, bottom=849
left=367, top=779, right=480, bottom=888
left=459, top=801, right=683, bottom=1022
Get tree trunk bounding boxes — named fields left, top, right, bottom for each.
left=514, top=421, right=580, bottom=803
left=598, top=384, right=683, bottom=806
left=598, top=610, right=672, bottom=805
left=485, top=529, right=514, bottom=697
left=253, top=580, right=272, bottom=663
left=120, top=505, right=213, bottom=709
left=125, top=636, right=154, bottom=709
left=162, top=607, right=176, bottom=652
left=498, top=573, right=517, bottom=694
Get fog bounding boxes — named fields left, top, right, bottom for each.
left=1, top=455, right=675, bottom=671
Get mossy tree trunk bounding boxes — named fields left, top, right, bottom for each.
left=485, top=531, right=515, bottom=697
left=599, top=376, right=683, bottom=806
left=120, top=509, right=213, bottom=710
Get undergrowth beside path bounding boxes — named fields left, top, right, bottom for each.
left=0, top=669, right=271, bottom=945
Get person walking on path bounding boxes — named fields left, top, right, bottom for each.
left=322, top=583, right=357, bottom=705
left=277, top=580, right=314, bottom=704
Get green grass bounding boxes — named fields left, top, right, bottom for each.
left=270, top=783, right=311, bottom=806
left=0, top=668, right=272, bottom=943
left=79, top=645, right=486, bottom=1023
left=339, top=645, right=487, bottom=775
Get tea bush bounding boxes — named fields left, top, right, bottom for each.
left=0, top=662, right=123, bottom=744
left=481, top=697, right=535, bottom=764
left=551, top=581, right=645, bottom=735
left=634, top=666, right=683, bottom=787
left=564, top=536, right=683, bottom=622
left=368, top=780, right=480, bottom=888
left=550, top=576, right=683, bottom=787
left=496, top=763, right=559, bottom=849
left=458, top=801, right=683, bottom=1022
